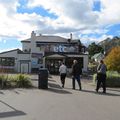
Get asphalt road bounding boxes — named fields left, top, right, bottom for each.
left=0, top=75, right=120, bottom=120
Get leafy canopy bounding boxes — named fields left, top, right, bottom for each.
left=88, top=42, right=104, bottom=58
left=104, top=46, right=120, bottom=73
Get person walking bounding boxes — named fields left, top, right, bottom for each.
left=72, top=60, right=82, bottom=90
left=96, top=60, right=107, bottom=93
left=59, top=62, right=67, bottom=88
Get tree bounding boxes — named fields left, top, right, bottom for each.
left=104, top=46, right=120, bottom=73
left=88, top=42, right=104, bottom=58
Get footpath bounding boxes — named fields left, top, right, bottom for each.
left=0, top=75, right=120, bottom=120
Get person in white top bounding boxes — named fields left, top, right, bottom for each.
left=59, top=62, right=67, bottom=88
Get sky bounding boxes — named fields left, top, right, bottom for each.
left=0, top=0, right=120, bottom=52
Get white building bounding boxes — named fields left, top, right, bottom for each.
left=0, top=31, right=88, bottom=74
left=91, top=53, right=105, bottom=62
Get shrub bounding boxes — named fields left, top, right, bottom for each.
left=104, top=46, right=120, bottom=73
left=0, top=74, right=12, bottom=88
left=106, top=71, right=120, bottom=87
left=93, top=74, right=97, bottom=84
left=93, top=71, right=120, bottom=87
left=88, top=62, right=98, bottom=74
left=15, top=74, right=32, bottom=88
left=0, top=74, right=32, bottom=88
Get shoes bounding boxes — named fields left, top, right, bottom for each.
left=72, top=88, right=75, bottom=90
left=79, top=88, right=82, bottom=91
left=95, top=89, right=98, bottom=92
left=103, top=91, right=106, bottom=94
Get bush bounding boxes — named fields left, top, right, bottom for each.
left=0, top=74, right=32, bottom=89
left=104, top=46, right=120, bottom=73
left=106, top=71, right=120, bottom=87
left=88, top=62, right=98, bottom=74
left=93, top=71, right=120, bottom=87
left=15, top=74, right=32, bottom=88
left=0, top=74, right=12, bottom=88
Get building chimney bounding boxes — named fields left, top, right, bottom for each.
left=70, top=33, right=72, bottom=40
left=31, top=31, right=36, bottom=38
left=39, top=33, right=42, bottom=36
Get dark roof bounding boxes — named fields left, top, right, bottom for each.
left=21, top=35, right=80, bottom=44
left=0, top=49, right=22, bottom=54
left=21, top=38, right=30, bottom=43
left=0, top=49, right=30, bottom=55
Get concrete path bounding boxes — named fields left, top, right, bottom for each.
left=0, top=75, right=120, bottom=120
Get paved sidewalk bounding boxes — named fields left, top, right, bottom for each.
left=0, top=75, right=120, bottom=120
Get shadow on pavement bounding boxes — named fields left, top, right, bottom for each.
left=0, top=110, right=26, bottom=118
left=0, top=91, right=4, bottom=94
left=48, top=79, right=56, bottom=82
left=107, top=88, right=120, bottom=93
left=0, top=100, right=26, bottom=118
left=81, top=89, right=120, bottom=97
left=48, top=82, right=62, bottom=89
left=48, top=82, right=72, bottom=94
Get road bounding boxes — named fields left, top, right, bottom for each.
left=0, top=75, right=120, bottom=120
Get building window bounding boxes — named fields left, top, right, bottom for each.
left=0, top=57, right=15, bottom=66
left=65, top=58, right=74, bottom=68
left=65, top=57, right=83, bottom=68
left=38, top=58, right=43, bottom=64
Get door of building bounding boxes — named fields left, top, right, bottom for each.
left=21, top=63, right=29, bottom=73
left=45, top=59, right=62, bottom=74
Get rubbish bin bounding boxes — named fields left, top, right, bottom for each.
left=38, top=68, right=48, bottom=89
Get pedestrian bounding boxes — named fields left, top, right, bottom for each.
left=96, top=60, right=107, bottom=93
left=59, top=62, right=67, bottom=88
left=72, top=60, right=82, bottom=90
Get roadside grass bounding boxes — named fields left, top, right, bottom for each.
left=0, top=74, right=32, bottom=89
left=93, top=71, right=120, bottom=87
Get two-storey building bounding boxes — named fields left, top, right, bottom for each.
left=0, top=31, right=88, bottom=74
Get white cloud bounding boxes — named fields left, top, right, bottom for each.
left=27, top=0, right=99, bottom=26
left=27, top=0, right=120, bottom=38
left=3, top=40, right=6, bottom=44
left=80, top=34, right=113, bottom=46
left=99, top=0, right=120, bottom=25
left=0, top=47, right=22, bottom=53
left=0, top=0, right=120, bottom=47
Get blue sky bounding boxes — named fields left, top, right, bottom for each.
left=0, top=0, right=120, bottom=52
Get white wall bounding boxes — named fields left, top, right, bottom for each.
left=17, top=54, right=31, bottom=73
left=22, top=42, right=31, bottom=52
left=83, top=55, right=88, bottom=72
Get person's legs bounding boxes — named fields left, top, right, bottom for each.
left=61, top=74, right=66, bottom=88
left=96, top=73, right=103, bottom=92
left=62, top=74, right=66, bottom=88
left=96, top=79, right=101, bottom=92
left=76, top=75, right=82, bottom=90
left=72, top=76, right=75, bottom=89
left=60, top=74, right=64, bottom=87
left=102, top=74, right=106, bottom=93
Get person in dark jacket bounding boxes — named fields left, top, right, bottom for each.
left=96, top=60, right=107, bottom=93
left=72, top=60, right=82, bottom=90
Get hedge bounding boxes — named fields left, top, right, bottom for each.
left=93, top=71, right=120, bottom=87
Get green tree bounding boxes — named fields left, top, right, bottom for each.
left=88, top=42, right=104, bottom=58
left=104, top=46, right=120, bottom=73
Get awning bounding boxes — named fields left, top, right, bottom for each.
left=66, top=54, right=82, bottom=57
left=45, top=54, right=67, bottom=58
